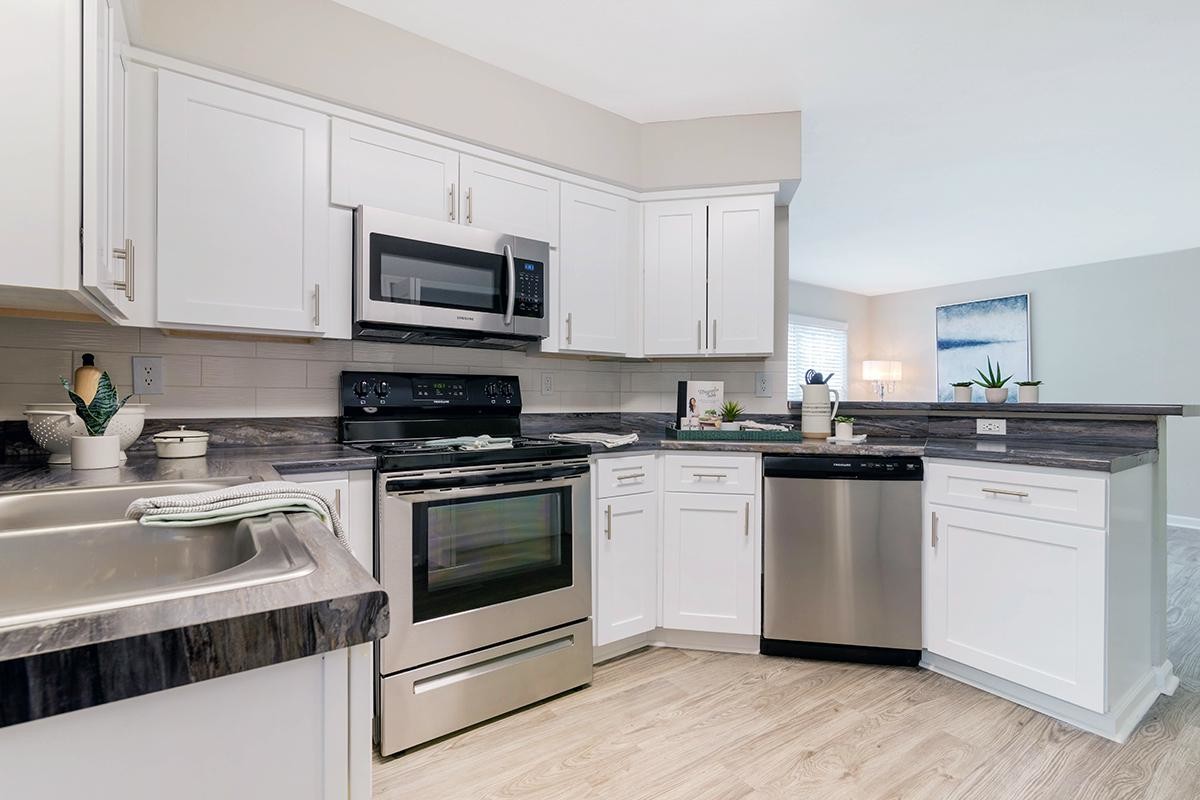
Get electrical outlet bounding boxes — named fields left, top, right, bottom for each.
left=976, top=418, right=1006, bottom=436
left=132, top=356, right=164, bottom=395
left=541, top=372, right=554, bottom=396
left=754, top=372, right=772, bottom=398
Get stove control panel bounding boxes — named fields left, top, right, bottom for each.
left=340, top=371, right=522, bottom=414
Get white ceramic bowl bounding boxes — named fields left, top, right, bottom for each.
left=24, top=403, right=148, bottom=465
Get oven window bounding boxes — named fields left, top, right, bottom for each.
left=412, top=487, right=573, bottom=622
left=370, top=233, right=503, bottom=314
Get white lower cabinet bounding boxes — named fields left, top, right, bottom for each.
left=662, top=491, right=758, bottom=635
left=594, top=491, right=658, bottom=646
left=925, top=504, right=1105, bottom=711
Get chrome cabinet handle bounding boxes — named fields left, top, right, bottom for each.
left=448, top=183, right=456, bottom=221
left=615, top=472, right=645, bottom=481
left=313, top=283, right=321, bottom=327
left=744, top=502, right=751, bottom=536
left=712, top=319, right=717, bottom=350
left=503, top=244, right=515, bottom=325
left=931, top=510, right=939, bottom=548
left=466, top=187, right=473, bottom=224
left=605, top=504, right=612, bottom=540
left=334, top=488, right=342, bottom=516
left=692, top=472, right=728, bottom=480
left=111, top=238, right=134, bottom=301
left=697, top=320, right=702, bottom=351
left=565, top=312, right=572, bottom=344
left=981, top=487, right=1030, bottom=498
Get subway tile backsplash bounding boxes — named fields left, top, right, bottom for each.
left=0, top=318, right=789, bottom=420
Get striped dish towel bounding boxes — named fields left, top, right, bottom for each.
left=125, top=481, right=349, bottom=548
left=548, top=432, right=639, bottom=448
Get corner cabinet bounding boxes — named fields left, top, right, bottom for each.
left=156, top=71, right=333, bottom=335
left=593, top=455, right=659, bottom=646
left=643, top=194, right=774, bottom=357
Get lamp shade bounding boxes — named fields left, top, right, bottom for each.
left=863, top=360, right=903, bottom=382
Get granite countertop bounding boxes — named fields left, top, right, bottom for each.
left=788, top=401, right=1199, bottom=417
left=0, top=445, right=386, bottom=729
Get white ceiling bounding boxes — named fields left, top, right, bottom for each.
left=335, top=0, right=1200, bottom=294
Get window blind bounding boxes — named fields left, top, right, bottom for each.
left=787, top=315, right=848, bottom=401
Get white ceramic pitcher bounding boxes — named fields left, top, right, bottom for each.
left=801, top=382, right=840, bottom=440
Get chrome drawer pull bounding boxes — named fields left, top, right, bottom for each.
left=693, top=472, right=728, bottom=479
left=605, top=504, right=612, bottom=540
left=981, top=487, right=1030, bottom=498
left=615, top=473, right=645, bottom=481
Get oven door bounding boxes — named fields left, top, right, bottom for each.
left=354, top=206, right=548, bottom=339
left=379, top=461, right=591, bottom=674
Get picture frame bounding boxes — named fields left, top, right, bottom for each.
left=934, top=293, right=1031, bottom=402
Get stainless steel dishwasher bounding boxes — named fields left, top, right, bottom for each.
left=761, top=456, right=923, bottom=666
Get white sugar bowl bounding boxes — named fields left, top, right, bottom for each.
left=152, top=426, right=210, bottom=459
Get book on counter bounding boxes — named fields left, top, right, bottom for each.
left=677, top=380, right=724, bottom=429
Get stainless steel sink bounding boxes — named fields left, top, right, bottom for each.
left=0, top=479, right=317, bottom=628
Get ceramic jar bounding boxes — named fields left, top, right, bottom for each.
left=801, top=383, right=840, bottom=440
left=984, top=387, right=1009, bottom=404
left=70, top=434, right=121, bottom=470
left=1018, top=385, right=1040, bottom=403
left=952, top=385, right=973, bottom=402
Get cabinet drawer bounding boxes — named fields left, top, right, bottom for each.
left=595, top=454, right=657, bottom=498
left=663, top=453, right=758, bottom=495
left=925, top=461, right=1107, bottom=529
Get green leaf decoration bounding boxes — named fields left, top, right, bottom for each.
left=972, top=356, right=1013, bottom=389
left=60, top=371, right=132, bottom=436
left=719, top=400, right=745, bottom=422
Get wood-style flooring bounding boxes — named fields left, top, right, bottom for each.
left=373, top=530, right=1200, bottom=799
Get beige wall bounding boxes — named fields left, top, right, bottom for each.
left=127, top=0, right=801, bottom=190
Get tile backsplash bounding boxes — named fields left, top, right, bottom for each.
left=0, top=318, right=788, bottom=421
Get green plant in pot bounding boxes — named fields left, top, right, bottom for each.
left=1016, top=379, right=1043, bottom=404
left=59, top=372, right=132, bottom=469
left=834, top=415, right=856, bottom=440
left=972, top=357, right=1012, bottom=405
left=950, top=381, right=973, bottom=403
left=719, top=400, right=745, bottom=431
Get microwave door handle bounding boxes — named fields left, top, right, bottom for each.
left=503, top=243, right=516, bottom=326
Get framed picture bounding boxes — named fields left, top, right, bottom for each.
left=935, top=294, right=1030, bottom=402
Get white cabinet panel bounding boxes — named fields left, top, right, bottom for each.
left=459, top=155, right=559, bottom=244
left=595, top=492, right=658, bottom=646
left=925, top=504, right=1106, bottom=712
left=925, top=460, right=1108, bottom=529
left=662, top=453, right=758, bottom=495
left=643, top=200, right=707, bottom=356
left=662, top=492, right=757, bottom=634
left=707, top=195, right=773, bottom=355
left=157, top=71, right=331, bottom=334
left=595, top=454, right=657, bottom=499
left=330, top=119, right=458, bottom=221
left=559, top=184, right=633, bottom=355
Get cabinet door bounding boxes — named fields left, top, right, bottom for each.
left=925, top=504, right=1105, bottom=711
left=662, top=492, right=757, bottom=634
left=595, top=492, right=658, bottom=646
left=707, top=195, right=773, bottom=356
left=157, top=71, right=330, bottom=334
left=642, top=200, right=708, bottom=356
left=459, top=155, right=559, bottom=243
left=559, top=184, right=633, bottom=355
left=330, top=119, right=458, bottom=222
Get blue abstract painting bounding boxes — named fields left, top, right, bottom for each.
left=935, top=294, right=1030, bottom=402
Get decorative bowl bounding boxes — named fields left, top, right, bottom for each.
left=24, top=404, right=148, bottom=465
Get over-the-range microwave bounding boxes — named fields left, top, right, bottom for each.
left=353, top=206, right=550, bottom=349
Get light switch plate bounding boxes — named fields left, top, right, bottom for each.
left=977, top=418, right=1006, bottom=435
left=754, top=372, right=772, bottom=398
left=132, top=356, right=164, bottom=395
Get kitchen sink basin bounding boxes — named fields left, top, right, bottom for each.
left=0, top=479, right=317, bottom=628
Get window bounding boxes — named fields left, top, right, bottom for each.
left=787, top=315, right=848, bottom=401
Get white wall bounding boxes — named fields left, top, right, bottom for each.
left=866, top=247, right=1200, bottom=522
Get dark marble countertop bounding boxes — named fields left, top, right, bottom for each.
left=787, top=401, right=1199, bottom=418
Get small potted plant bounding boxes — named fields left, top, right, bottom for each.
left=1017, top=380, right=1043, bottom=404
left=834, top=415, right=856, bottom=440
left=719, top=400, right=745, bottom=431
left=973, top=357, right=1012, bottom=404
left=950, top=381, right=973, bottom=402
left=60, top=372, right=132, bottom=469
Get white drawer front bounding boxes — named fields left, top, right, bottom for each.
left=595, top=454, right=657, bottom=499
left=663, top=453, right=758, bottom=495
left=925, top=461, right=1107, bottom=529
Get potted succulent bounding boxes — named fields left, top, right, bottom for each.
left=834, top=415, right=856, bottom=440
left=1017, top=380, right=1043, bottom=404
left=719, top=400, right=745, bottom=431
left=973, top=357, right=1012, bottom=404
left=950, top=381, right=973, bottom=403
left=60, top=372, right=132, bottom=469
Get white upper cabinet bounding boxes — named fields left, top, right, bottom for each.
left=707, top=195, right=774, bottom=355
left=643, top=200, right=708, bottom=356
left=156, top=71, right=332, bottom=335
left=459, top=155, right=560, bottom=244
left=330, top=119, right=458, bottom=222
left=558, top=184, right=634, bottom=355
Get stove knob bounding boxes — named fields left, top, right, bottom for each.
left=484, top=383, right=498, bottom=398
left=375, top=380, right=391, bottom=398
left=501, top=382, right=514, bottom=397
left=353, top=380, right=373, bottom=398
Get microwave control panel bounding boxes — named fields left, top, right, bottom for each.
left=514, top=260, right=544, bottom=318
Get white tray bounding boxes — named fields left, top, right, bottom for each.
left=826, top=434, right=867, bottom=444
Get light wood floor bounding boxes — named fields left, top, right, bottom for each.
left=374, top=530, right=1200, bottom=799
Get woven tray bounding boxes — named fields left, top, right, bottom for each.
left=664, top=427, right=808, bottom=442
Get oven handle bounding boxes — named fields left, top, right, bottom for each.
left=503, top=243, right=516, bottom=326
left=386, top=463, right=589, bottom=494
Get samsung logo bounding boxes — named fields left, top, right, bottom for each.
left=455, top=315, right=475, bottom=322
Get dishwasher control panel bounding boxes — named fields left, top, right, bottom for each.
left=763, top=456, right=924, bottom=480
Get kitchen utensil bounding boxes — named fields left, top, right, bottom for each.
left=25, top=403, right=147, bottom=465
left=153, top=426, right=210, bottom=458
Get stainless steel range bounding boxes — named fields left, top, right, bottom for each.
left=340, top=371, right=593, bottom=755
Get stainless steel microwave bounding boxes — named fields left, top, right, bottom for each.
left=353, top=206, right=550, bottom=349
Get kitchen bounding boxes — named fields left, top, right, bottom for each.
left=2, top=2, right=1199, bottom=799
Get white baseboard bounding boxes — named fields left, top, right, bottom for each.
left=593, top=629, right=760, bottom=665
left=1167, top=514, right=1200, bottom=531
